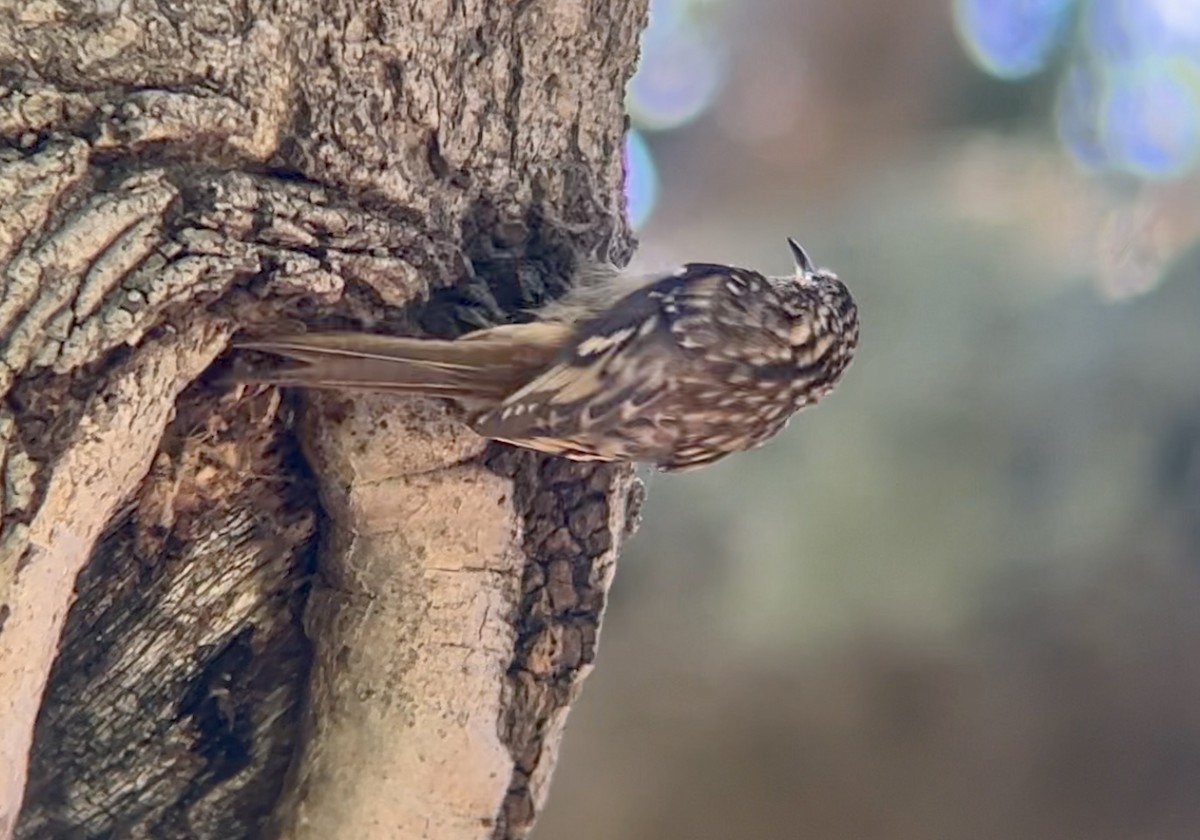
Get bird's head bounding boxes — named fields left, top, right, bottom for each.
left=773, top=237, right=860, bottom=396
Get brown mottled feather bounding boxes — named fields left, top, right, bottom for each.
left=235, top=239, right=859, bottom=471
left=235, top=323, right=571, bottom=401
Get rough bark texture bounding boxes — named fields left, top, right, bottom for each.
left=0, top=1, right=648, bottom=838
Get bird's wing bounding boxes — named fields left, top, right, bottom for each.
left=473, top=264, right=761, bottom=460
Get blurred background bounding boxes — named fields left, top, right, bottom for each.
left=535, top=1, right=1200, bottom=838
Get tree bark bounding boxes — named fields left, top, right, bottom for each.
left=0, top=1, right=647, bottom=838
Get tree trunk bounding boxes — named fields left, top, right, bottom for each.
left=0, top=2, right=647, bottom=838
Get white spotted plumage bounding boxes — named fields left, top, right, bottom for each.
left=237, top=238, right=859, bottom=471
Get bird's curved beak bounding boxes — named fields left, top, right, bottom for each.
left=787, top=237, right=814, bottom=278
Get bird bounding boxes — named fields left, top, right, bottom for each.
left=235, top=237, right=859, bottom=471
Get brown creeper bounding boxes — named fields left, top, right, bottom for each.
left=237, top=238, right=859, bottom=471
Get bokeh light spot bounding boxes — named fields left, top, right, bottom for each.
left=1103, top=62, right=1200, bottom=177
left=955, top=0, right=1077, bottom=79
left=1057, top=62, right=1111, bottom=168
left=626, top=4, right=725, bottom=131
left=1085, top=0, right=1141, bottom=62
left=624, top=129, right=659, bottom=230
left=1126, top=0, right=1200, bottom=58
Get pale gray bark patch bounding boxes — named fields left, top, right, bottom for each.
left=0, top=0, right=648, bottom=837
left=265, top=392, right=521, bottom=840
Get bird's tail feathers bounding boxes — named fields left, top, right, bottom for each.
left=233, top=326, right=569, bottom=400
